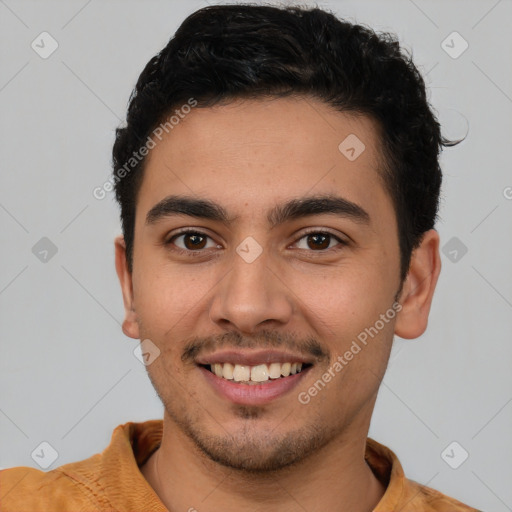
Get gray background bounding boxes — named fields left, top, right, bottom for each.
left=1, top=0, right=511, bottom=510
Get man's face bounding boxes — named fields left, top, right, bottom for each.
left=123, top=96, right=404, bottom=470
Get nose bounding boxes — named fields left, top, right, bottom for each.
left=208, top=247, right=294, bottom=334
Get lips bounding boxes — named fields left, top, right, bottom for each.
left=195, top=349, right=314, bottom=405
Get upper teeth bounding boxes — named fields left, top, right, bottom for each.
left=210, top=362, right=304, bottom=382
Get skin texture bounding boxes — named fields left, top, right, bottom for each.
left=115, top=96, right=441, bottom=511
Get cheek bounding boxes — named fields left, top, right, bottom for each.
left=133, top=266, right=213, bottom=334
left=293, top=269, right=397, bottom=384
left=296, top=266, right=392, bottom=331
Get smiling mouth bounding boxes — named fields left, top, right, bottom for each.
left=200, top=362, right=313, bottom=385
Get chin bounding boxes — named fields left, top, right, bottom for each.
left=173, top=410, right=333, bottom=473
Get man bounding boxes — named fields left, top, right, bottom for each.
left=0, top=3, right=480, bottom=511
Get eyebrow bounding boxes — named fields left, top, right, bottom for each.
left=145, top=194, right=370, bottom=228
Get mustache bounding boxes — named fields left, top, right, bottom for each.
left=181, top=329, right=329, bottom=364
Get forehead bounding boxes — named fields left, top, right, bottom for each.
left=137, top=96, right=390, bottom=224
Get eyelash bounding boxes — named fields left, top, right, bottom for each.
left=165, top=228, right=347, bottom=256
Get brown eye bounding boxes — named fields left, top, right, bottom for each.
left=306, top=233, right=330, bottom=250
left=169, top=231, right=217, bottom=251
left=183, top=233, right=207, bottom=250
left=294, top=231, right=344, bottom=252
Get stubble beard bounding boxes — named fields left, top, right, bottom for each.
left=161, top=395, right=336, bottom=473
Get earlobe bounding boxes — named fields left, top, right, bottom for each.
left=394, top=229, right=441, bottom=340
left=114, top=235, right=140, bottom=340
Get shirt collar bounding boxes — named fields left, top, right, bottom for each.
left=68, top=420, right=415, bottom=510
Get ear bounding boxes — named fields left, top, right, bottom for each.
left=114, top=235, right=140, bottom=340
left=394, top=229, right=441, bottom=339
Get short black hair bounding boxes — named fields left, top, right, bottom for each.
left=112, top=3, right=453, bottom=280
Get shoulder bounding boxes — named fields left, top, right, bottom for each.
left=402, top=477, right=482, bottom=512
left=0, top=458, right=111, bottom=512
left=0, top=421, right=163, bottom=512
left=365, top=438, right=481, bottom=512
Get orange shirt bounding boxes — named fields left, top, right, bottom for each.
left=0, top=420, right=480, bottom=511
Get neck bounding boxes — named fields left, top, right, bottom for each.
left=141, top=412, right=385, bottom=512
